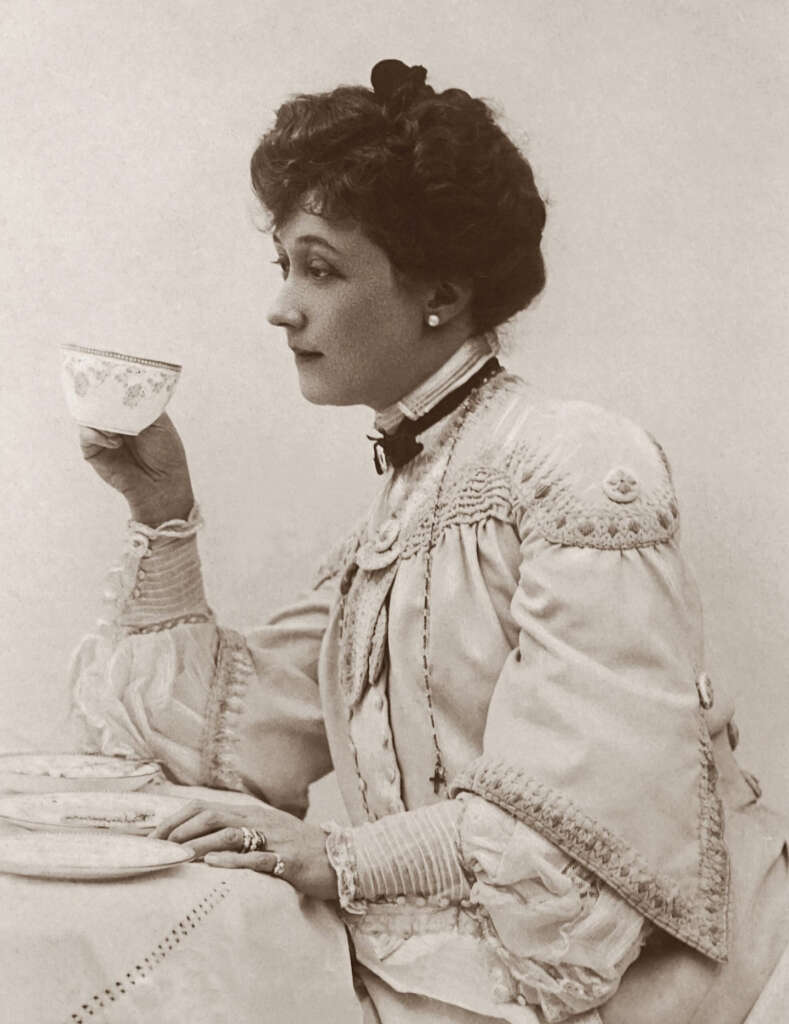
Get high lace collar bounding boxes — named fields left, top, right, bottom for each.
left=373, top=333, right=498, bottom=435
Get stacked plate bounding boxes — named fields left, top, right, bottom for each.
left=0, top=754, right=193, bottom=879
left=0, top=753, right=162, bottom=793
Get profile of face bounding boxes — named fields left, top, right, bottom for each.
left=266, top=210, right=468, bottom=410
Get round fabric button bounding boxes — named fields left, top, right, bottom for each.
left=695, top=671, right=714, bottom=710
left=373, top=517, right=400, bottom=553
left=603, top=467, right=639, bottom=504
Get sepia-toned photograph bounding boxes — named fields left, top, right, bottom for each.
left=1, top=2, right=787, bottom=1020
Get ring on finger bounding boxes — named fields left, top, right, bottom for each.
left=249, top=829, right=267, bottom=853
left=272, top=855, right=286, bottom=877
left=240, top=827, right=267, bottom=854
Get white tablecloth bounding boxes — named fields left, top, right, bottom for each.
left=0, top=783, right=363, bottom=1024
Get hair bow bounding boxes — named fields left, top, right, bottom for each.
left=370, top=59, right=428, bottom=102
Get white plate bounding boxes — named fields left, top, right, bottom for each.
left=0, top=792, right=187, bottom=835
left=0, top=754, right=161, bottom=793
left=0, top=832, right=194, bottom=880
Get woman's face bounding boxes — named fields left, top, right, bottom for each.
left=267, top=209, right=439, bottom=410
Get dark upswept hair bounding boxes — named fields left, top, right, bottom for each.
left=250, top=63, right=546, bottom=333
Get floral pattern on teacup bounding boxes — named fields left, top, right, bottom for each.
left=63, top=354, right=177, bottom=409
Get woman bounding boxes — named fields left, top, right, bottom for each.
left=71, top=61, right=787, bottom=1022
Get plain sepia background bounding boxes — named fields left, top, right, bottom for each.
left=1, top=1, right=787, bottom=812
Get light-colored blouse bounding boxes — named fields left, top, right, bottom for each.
left=71, top=351, right=756, bottom=1022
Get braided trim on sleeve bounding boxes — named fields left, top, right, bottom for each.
left=450, top=716, right=729, bottom=962
left=199, top=628, right=254, bottom=789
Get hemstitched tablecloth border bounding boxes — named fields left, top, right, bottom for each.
left=67, top=880, right=231, bottom=1023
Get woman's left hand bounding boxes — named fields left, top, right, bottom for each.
left=153, top=800, right=338, bottom=901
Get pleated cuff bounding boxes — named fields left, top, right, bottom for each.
left=104, top=504, right=212, bottom=630
left=325, top=802, right=471, bottom=912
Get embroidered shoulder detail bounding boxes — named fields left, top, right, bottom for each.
left=509, top=402, right=680, bottom=550
left=399, top=462, right=513, bottom=559
left=450, top=716, right=729, bottom=962
left=199, top=628, right=254, bottom=790
left=386, top=385, right=681, bottom=559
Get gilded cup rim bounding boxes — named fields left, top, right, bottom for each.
left=60, top=343, right=182, bottom=373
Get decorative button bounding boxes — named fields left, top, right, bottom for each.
left=695, top=671, right=714, bottom=710
left=603, top=467, right=639, bottom=503
left=374, top=693, right=385, bottom=711
left=373, top=517, right=400, bottom=553
left=726, top=718, right=740, bottom=751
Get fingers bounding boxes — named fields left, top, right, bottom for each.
left=152, top=800, right=216, bottom=841
left=79, top=426, right=123, bottom=459
left=185, top=827, right=247, bottom=860
left=204, top=851, right=287, bottom=880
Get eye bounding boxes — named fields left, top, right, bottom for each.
left=271, top=256, right=289, bottom=279
left=307, top=259, right=336, bottom=281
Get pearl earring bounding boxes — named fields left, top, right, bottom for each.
left=426, top=314, right=440, bottom=328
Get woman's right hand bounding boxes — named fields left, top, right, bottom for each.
left=79, top=413, right=195, bottom=527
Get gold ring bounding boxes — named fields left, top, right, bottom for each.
left=249, top=829, right=267, bottom=852
left=272, top=855, right=286, bottom=877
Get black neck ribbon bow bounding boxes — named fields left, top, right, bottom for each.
left=368, top=357, right=502, bottom=475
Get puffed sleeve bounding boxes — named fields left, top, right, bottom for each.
left=70, top=507, right=334, bottom=817
left=453, top=401, right=730, bottom=962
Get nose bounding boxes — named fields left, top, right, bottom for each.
left=267, top=284, right=306, bottom=330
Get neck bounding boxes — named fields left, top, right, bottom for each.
left=371, top=317, right=474, bottom=412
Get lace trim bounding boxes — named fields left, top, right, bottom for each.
left=450, top=715, right=729, bottom=963
left=199, top=628, right=254, bottom=789
left=125, top=613, right=213, bottom=635
left=323, top=824, right=367, bottom=915
left=466, top=899, right=646, bottom=1020
left=347, top=899, right=479, bottom=937
left=312, top=530, right=362, bottom=590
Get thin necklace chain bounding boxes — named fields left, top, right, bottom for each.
left=421, top=384, right=490, bottom=795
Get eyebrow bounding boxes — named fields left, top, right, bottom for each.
left=272, top=232, right=342, bottom=255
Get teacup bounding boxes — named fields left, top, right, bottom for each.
left=60, top=344, right=181, bottom=435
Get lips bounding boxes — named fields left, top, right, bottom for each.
left=289, top=344, right=323, bottom=361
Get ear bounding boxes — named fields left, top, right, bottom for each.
left=424, top=280, right=473, bottom=328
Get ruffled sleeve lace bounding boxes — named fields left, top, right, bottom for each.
left=324, top=794, right=647, bottom=1021
left=69, top=506, right=333, bottom=816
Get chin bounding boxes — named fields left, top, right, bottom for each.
left=295, top=374, right=359, bottom=408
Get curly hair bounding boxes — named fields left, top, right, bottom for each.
left=250, top=64, right=546, bottom=334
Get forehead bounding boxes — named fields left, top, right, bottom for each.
left=274, top=209, right=377, bottom=257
